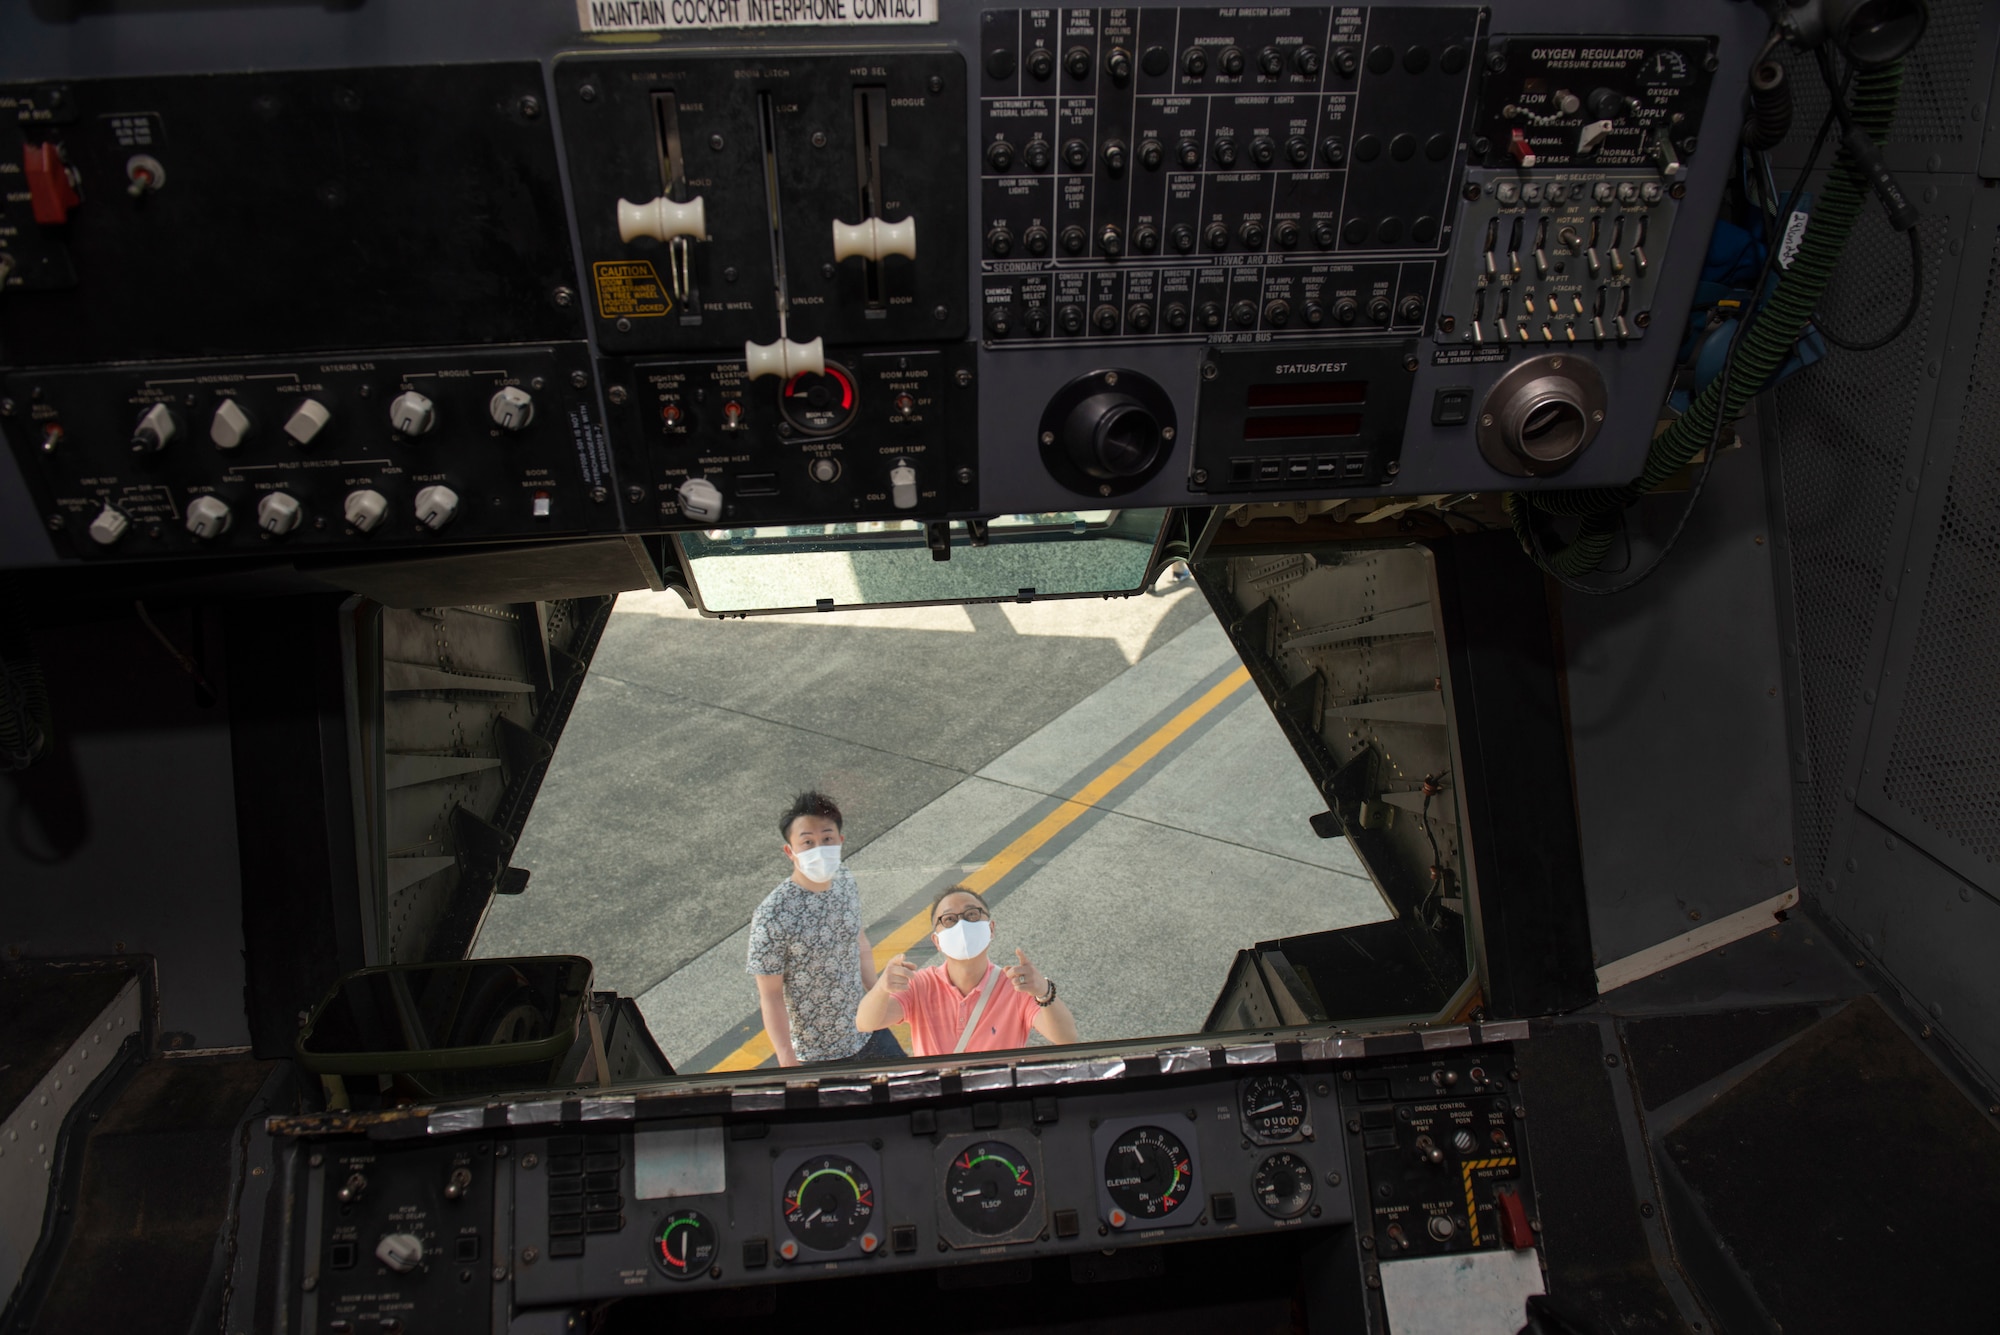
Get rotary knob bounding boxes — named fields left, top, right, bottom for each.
left=344, top=489, right=389, bottom=533
left=389, top=391, right=435, bottom=437
left=210, top=399, right=253, bottom=450
left=87, top=505, right=129, bottom=546
left=375, top=1234, right=424, bottom=1274
left=489, top=386, right=534, bottom=432
left=414, top=484, right=459, bottom=530
left=678, top=476, right=723, bottom=522
left=257, top=492, right=303, bottom=535
left=184, top=495, right=232, bottom=540
left=131, top=403, right=179, bottom=454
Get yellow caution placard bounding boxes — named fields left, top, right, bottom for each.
left=592, top=260, right=672, bottom=319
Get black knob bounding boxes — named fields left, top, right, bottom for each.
left=986, top=306, right=1013, bottom=338
left=1275, top=220, right=1300, bottom=249
left=1133, top=224, right=1160, bottom=253
left=1142, top=45, right=1171, bottom=77
left=1139, top=139, right=1165, bottom=169
left=1258, top=46, right=1285, bottom=76
left=1212, top=136, right=1238, bottom=168
left=1333, top=46, right=1359, bottom=76
left=986, top=226, right=1015, bottom=256
left=1027, top=48, right=1055, bottom=80
left=1230, top=299, right=1258, bottom=328
left=986, top=140, right=1016, bottom=172
left=1165, top=303, right=1190, bottom=330
left=1587, top=87, right=1635, bottom=121
left=1238, top=220, right=1265, bottom=249
left=1249, top=136, right=1276, bottom=166
left=1398, top=295, right=1425, bottom=323
left=1023, top=139, right=1052, bottom=171
left=1334, top=297, right=1359, bottom=325
left=1178, top=139, right=1203, bottom=168
left=1060, top=226, right=1087, bottom=255
left=1219, top=47, right=1246, bottom=76
left=1062, top=138, right=1089, bottom=170
left=1024, top=226, right=1051, bottom=256
left=1024, top=303, right=1049, bottom=335
left=1320, top=137, right=1347, bottom=167
left=1170, top=223, right=1196, bottom=253
left=1098, top=224, right=1125, bottom=257
left=1368, top=297, right=1392, bottom=325
left=1197, top=301, right=1223, bottom=330
left=1127, top=303, right=1154, bottom=332
left=1059, top=386, right=1163, bottom=479
left=1182, top=47, right=1208, bottom=78
left=1102, top=139, right=1128, bottom=173
left=1205, top=222, right=1231, bottom=251
left=1264, top=299, right=1291, bottom=327
left=1286, top=136, right=1311, bottom=165
left=986, top=48, right=1018, bottom=80
left=1302, top=301, right=1325, bottom=326
left=1058, top=303, right=1085, bottom=334
left=1064, top=46, right=1092, bottom=80
left=1313, top=220, right=1337, bottom=249
left=1092, top=304, right=1120, bottom=333
left=1106, top=46, right=1133, bottom=83
left=1296, top=46, right=1323, bottom=75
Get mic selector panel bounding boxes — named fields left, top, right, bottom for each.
left=5, top=345, right=614, bottom=560
left=978, top=5, right=1482, bottom=346
left=602, top=345, right=977, bottom=529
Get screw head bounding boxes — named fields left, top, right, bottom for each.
left=955, top=368, right=974, bottom=386
left=1403, top=354, right=1419, bottom=372
left=45, top=514, right=62, bottom=531
left=552, top=287, right=575, bottom=308
left=710, top=133, right=726, bottom=151
left=616, top=317, right=632, bottom=333
left=933, top=304, right=949, bottom=320
left=591, top=485, right=609, bottom=503
left=571, top=370, right=590, bottom=389
left=521, top=1152, right=539, bottom=1169
left=956, top=467, right=973, bottom=484
left=723, top=266, right=739, bottom=282
left=811, top=130, right=828, bottom=148
left=1162, top=427, right=1175, bottom=441
left=579, top=83, right=597, bottom=102
left=929, top=75, right=945, bottom=94
left=309, top=1152, right=324, bottom=1168
left=608, top=385, right=629, bottom=405
left=626, top=485, right=646, bottom=504
left=518, top=94, right=541, bottom=118
left=523, top=1246, right=539, bottom=1264
left=0, top=399, right=14, bottom=417
left=1041, top=431, right=1055, bottom=445
left=1386, top=460, right=1400, bottom=475
left=492, top=1266, right=508, bottom=1282
left=1104, top=371, right=1119, bottom=386
left=1201, top=363, right=1219, bottom=381
left=1193, top=468, right=1208, bottom=484
left=302, top=1275, right=317, bottom=1292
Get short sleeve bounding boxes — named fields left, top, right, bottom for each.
left=746, top=898, right=787, bottom=976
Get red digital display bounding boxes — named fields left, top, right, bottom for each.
left=1244, top=381, right=1369, bottom=407
left=1242, top=413, right=1365, bottom=440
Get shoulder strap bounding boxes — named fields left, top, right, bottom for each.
left=951, top=965, right=1002, bottom=1055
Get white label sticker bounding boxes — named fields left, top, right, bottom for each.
left=1779, top=208, right=1810, bottom=270
left=577, top=0, right=935, bottom=31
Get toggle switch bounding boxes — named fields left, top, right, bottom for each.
left=890, top=462, right=918, bottom=510
left=22, top=141, right=82, bottom=226
left=489, top=386, right=534, bottom=432
left=284, top=399, right=332, bottom=446
left=678, top=476, right=723, bottom=522
left=87, top=505, right=129, bottom=546
left=389, top=391, right=435, bottom=437
left=210, top=399, right=254, bottom=450
left=184, top=495, right=232, bottom=540
left=831, top=215, right=917, bottom=264
left=617, top=195, right=708, bottom=243
left=414, top=484, right=459, bottom=530
left=344, top=489, right=389, bottom=533
left=743, top=337, right=824, bottom=381
left=257, top=492, right=302, bottom=535
left=131, top=403, right=179, bottom=454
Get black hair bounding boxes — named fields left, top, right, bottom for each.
left=929, top=884, right=983, bottom=926
left=778, top=790, right=843, bottom=842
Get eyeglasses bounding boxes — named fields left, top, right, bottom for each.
left=933, top=907, right=990, bottom=929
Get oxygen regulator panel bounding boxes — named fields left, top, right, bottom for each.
left=0, top=1, right=1770, bottom=565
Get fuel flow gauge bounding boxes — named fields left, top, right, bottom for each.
left=1240, top=1073, right=1310, bottom=1143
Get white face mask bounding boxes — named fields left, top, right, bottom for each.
left=935, top=917, right=992, bottom=961
left=791, top=842, right=841, bottom=883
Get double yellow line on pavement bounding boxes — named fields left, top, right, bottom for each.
left=709, top=665, right=1253, bottom=1071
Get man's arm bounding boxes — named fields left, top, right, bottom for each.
left=857, top=929, right=879, bottom=991
left=753, top=973, right=799, bottom=1067
left=1030, top=993, right=1079, bottom=1045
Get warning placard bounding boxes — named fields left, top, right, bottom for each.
left=592, top=260, right=672, bottom=320
left=577, top=0, right=935, bottom=32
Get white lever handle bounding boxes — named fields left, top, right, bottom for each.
left=618, top=195, right=709, bottom=243
left=831, top=215, right=917, bottom=264
left=743, top=336, right=825, bottom=381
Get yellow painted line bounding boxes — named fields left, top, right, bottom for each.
left=708, top=666, right=1254, bottom=1072
left=1460, top=1155, right=1518, bottom=1246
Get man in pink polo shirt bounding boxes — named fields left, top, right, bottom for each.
left=855, top=886, right=1079, bottom=1057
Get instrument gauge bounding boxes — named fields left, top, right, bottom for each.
left=779, top=361, right=860, bottom=436
left=652, top=1209, right=718, bottom=1279
left=945, top=1140, right=1037, bottom=1236
left=1103, top=1125, right=1194, bottom=1222
left=1239, top=1073, right=1310, bottom=1143
left=1252, top=1151, right=1315, bottom=1219
left=781, top=1154, right=875, bottom=1252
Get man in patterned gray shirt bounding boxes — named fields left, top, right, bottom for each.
left=747, top=791, right=907, bottom=1066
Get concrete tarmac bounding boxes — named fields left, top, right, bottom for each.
left=475, top=584, right=1391, bottom=1069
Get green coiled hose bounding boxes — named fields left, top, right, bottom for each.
left=1505, top=59, right=1907, bottom=578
